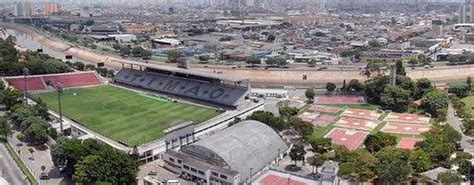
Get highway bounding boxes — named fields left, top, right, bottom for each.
left=0, top=143, right=28, bottom=185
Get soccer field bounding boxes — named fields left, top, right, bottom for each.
left=33, top=85, right=220, bottom=146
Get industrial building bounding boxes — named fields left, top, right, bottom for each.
left=161, top=120, right=289, bottom=184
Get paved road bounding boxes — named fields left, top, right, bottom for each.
left=0, top=143, right=28, bottom=185
left=447, top=104, right=474, bottom=154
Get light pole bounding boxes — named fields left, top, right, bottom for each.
left=23, top=67, right=29, bottom=105
left=56, top=83, right=64, bottom=134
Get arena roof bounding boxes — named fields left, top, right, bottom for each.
left=186, top=120, right=288, bottom=182
left=111, top=58, right=248, bottom=82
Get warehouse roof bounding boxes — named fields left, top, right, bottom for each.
left=183, top=120, right=288, bottom=182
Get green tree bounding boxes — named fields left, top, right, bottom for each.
left=34, top=98, right=51, bottom=121
left=276, top=57, right=288, bottom=67
left=246, top=111, right=285, bottom=131
left=363, top=132, right=397, bottom=153
left=365, top=75, right=389, bottom=104
left=395, top=60, right=406, bottom=76
left=347, top=79, right=364, bottom=92
left=289, top=144, right=306, bottom=165
left=278, top=106, right=299, bottom=119
left=245, top=55, right=261, bottom=66
left=326, top=82, right=337, bottom=92
left=467, top=76, right=472, bottom=91
left=3, top=88, right=22, bottom=110
left=10, top=106, right=35, bottom=124
left=409, top=149, right=432, bottom=173
left=437, top=171, right=463, bottom=184
left=415, top=78, right=433, bottom=99
left=380, top=85, right=412, bottom=112
left=23, top=121, right=49, bottom=145
left=375, top=147, right=412, bottom=183
left=448, top=82, right=470, bottom=97
left=458, top=159, right=473, bottom=176
left=267, top=34, right=276, bottom=42
left=0, top=116, right=10, bottom=138
left=305, top=88, right=315, bottom=103
left=420, top=90, right=448, bottom=117
left=167, top=50, right=182, bottom=63
left=84, top=19, right=94, bottom=26
left=310, top=138, right=332, bottom=154
left=310, top=154, right=327, bottom=174
left=73, top=62, right=85, bottom=71
left=288, top=117, right=313, bottom=137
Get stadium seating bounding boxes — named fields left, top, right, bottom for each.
left=5, top=71, right=102, bottom=92
left=114, top=68, right=248, bottom=107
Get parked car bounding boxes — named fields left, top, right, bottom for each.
left=40, top=172, right=50, bottom=180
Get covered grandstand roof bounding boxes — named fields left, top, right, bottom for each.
left=111, top=58, right=248, bottom=82
left=183, top=120, right=288, bottom=182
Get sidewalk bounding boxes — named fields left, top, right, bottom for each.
left=447, top=104, right=474, bottom=154
left=8, top=129, right=64, bottom=185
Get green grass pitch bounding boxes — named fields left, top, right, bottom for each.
left=33, top=85, right=220, bottom=146
left=462, top=95, right=474, bottom=114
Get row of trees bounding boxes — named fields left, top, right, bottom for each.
left=450, top=77, right=474, bottom=136
left=51, top=137, right=139, bottom=184
left=65, top=61, right=115, bottom=78
left=446, top=52, right=474, bottom=65
left=0, top=38, right=73, bottom=76
left=113, top=44, right=152, bottom=59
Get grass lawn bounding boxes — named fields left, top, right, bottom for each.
left=33, top=85, right=220, bottom=146
left=461, top=95, right=474, bottom=114
left=322, top=103, right=381, bottom=110
left=309, top=125, right=334, bottom=141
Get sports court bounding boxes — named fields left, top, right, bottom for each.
left=384, top=112, right=430, bottom=124
left=341, top=108, right=381, bottom=120
left=253, top=170, right=317, bottom=185
left=325, top=128, right=369, bottom=150
left=312, top=114, right=337, bottom=127
left=397, top=138, right=423, bottom=150
left=309, top=105, right=342, bottom=114
left=316, top=95, right=366, bottom=104
left=334, top=117, right=378, bottom=131
left=381, top=122, right=431, bottom=135
left=298, top=112, right=320, bottom=123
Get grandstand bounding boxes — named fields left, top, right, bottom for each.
left=4, top=71, right=102, bottom=92
left=113, top=68, right=249, bottom=108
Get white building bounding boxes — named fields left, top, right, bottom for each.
left=108, top=34, right=137, bottom=43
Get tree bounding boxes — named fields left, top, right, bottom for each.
left=288, top=117, right=313, bottom=137
left=416, top=124, right=461, bottom=163
left=347, top=79, right=364, bottom=92
left=167, top=50, right=182, bottom=63
left=34, top=98, right=51, bottom=121
left=467, top=76, right=472, bottom=91
left=368, top=40, right=382, bottom=49
left=305, top=88, right=315, bottom=103
left=363, top=132, right=397, bottom=153
left=437, top=171, right=463, bottom=184
left=73, top=62, right=85, bottom=71
left=84, top=19, right=94, bottom=26
left=310, top=154, right=327, bottom=174
left=28, top=148, right=35, bottom=160
left=3, top=88, right=22, bottom=110
left=415, top=78, right=433, bottom=99
left=420, top=90, right=448, bottom=117
left=245, top=55, right=261, bottom=66
left=310, top=138, right=332, bottom=154
left=10, top=106, right=35, bottom=124
left=73, top=154, right=101, bottom=184
left=289, top=144, right=306, bottom=165
left=131, top=46, right=152, bottom=59
left=23, top=119, right=50, bottom=145
left=308, top=59, right=317, bottom=67
left=375, top=147, right=412, bottom=183
left=448, top=83, right=470, bottom=97
left=276, top=57, right=288, bottom=67
left=0, top=116, right=10, bottom=138
left=278, top=106, right=299, bottom=119
left=409, top=149, right=432, bottom=173
left=246, top=111, right=285, bottom=131
left=41, top=165, right=46, bottom=172
left=365, top=75, right=389, bottom=104
left=380, top=85, right=412, bottom=112
left=395, top=60, right=406, bottom=76
left=326, top=82, right=336, bottom=92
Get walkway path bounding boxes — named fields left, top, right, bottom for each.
left=447, top=104, right=474, bottom=154
left=0, top=143, right=28, bottom=185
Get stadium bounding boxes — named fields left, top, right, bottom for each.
left=3, top=63, right=260, bottom=162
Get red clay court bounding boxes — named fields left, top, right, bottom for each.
left=325, top=128, right=369, bottom=150
left=298, top=112, right=320, bottom=123
left=254, top=170, right=316, bottom=185
left=312, top=114, right=337, bottom=127
left=341, top=108, right=381, bottom=120
left=309, top=105, right=342, bottom=114
left=397, top=138, right=423, bottom=150
left=335, top=117, right=379, bottom=131
left=384, top=112, right=430, bottom=124
left=5, top=71, right=102, bottom=92
left=381, top=122, right=431, bottom=135
left=316, top=95, right=366, bottom=104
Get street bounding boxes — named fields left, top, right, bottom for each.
left=0, top=143, right=28, bottom=185
left=447, top=104, right=474, bottom=154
